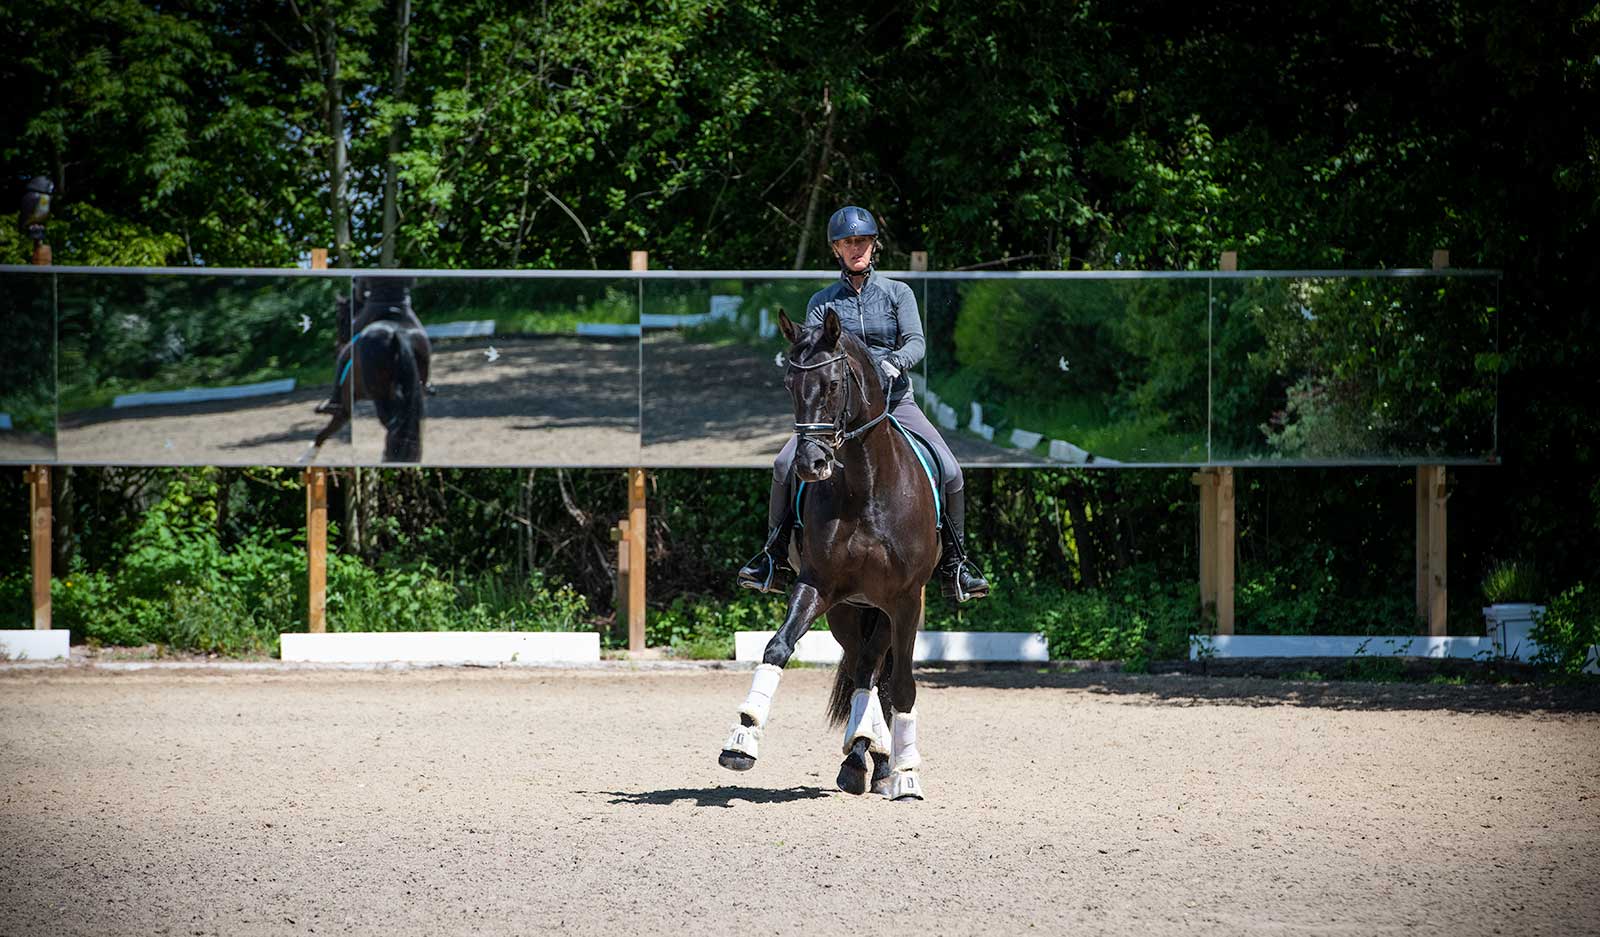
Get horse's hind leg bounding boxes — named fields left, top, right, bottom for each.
left=719, top=582, right=831, bottom=772
left=883, top=591, right=927, bottom=802
left=835, top=607, right=891, bottom=795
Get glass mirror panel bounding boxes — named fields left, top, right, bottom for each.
left=921, top=276, right=1211, bottom=466
left=640, top=276, right=830, bottom=467
left=348, top=275, right=641, bottom=466
left=54, top=273, right=348, bottom=465
left=1209, top=274, right=1499, bottom=463
left=0, top=271, right=57, bottom=464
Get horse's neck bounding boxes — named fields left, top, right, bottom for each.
left=832, top=418, right=905, bottom=509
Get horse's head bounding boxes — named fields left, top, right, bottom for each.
left=779, top=306, right=883, bottom=482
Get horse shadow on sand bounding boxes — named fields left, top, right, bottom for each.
left=589, top=786, right=831, bottom=809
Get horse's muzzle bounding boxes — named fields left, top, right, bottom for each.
left=794, top=438, right=837, bottom=482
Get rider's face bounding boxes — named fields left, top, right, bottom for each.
left=832, top=235, right=875, bottom=273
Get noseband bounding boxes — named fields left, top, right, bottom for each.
left=788, top=349, right=890, bottom=462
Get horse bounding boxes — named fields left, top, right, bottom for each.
left=718, top=306, right=941, bottom=802
left=306, top=282, right=431, bottom=463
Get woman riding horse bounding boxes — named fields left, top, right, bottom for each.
left=737, top=205, right=990, bottom=603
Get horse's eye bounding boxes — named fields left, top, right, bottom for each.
left=829, top=380, right=839, bottom=392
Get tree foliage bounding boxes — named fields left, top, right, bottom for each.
left=3, top=0, right=1597, bottom=645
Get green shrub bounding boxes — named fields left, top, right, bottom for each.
left=648, top=592, right=787, bottom=659
left=1530, top=584, right=1600, bottom=678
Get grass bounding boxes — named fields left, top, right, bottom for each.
left=922, top=366, right=1206, bottom=461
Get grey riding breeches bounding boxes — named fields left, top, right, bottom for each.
left=773, top=393, right=963, bottom=494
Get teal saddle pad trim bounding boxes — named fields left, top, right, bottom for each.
left=338, top=328, right=365, bottom=386
left=793, top=415, right=941, bottom=529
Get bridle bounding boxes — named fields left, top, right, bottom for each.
left=787, top=347, right=890, bottom=463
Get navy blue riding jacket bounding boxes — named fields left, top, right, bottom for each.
left=804, top=270, right=924, bottom=403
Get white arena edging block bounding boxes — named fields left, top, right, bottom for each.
left=640, top=312, right=710, bottom=328
left=0, top=630, right=70, bottom=660
left=1189, top=634, right=1497, bottom=661
left=113, top=378, right=296, bottom=409
left=424, top=320, right=495, bottom=339
left=1010, top=428, right=1043, bottom=450
left=735, top=630, right=1047, bottom=664
left=1048, top=439, right=1091, bottom=463
left=576, top=323, right=641, bottom=337
left=279, top=631, right=600, bottom=664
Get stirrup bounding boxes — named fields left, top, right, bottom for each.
left=941, top=561, right=990, bottom=603
left=738, top=552, right=790, bottom=594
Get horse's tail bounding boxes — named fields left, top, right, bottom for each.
left=825, top=608, right=889, bottom=727
left=382, top=329, right=424, bottom=463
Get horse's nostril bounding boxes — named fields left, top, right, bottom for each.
left=811, top=458, right=828, bottom=472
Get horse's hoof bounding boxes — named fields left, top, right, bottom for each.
left=719, top=750, right=756, bottom=772
left=886, top=771, right=925, bottom=802
left=836, top=741, right=872, bottom=795
left=870, top=751, right=892, bottom=796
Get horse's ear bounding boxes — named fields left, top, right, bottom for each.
left=778, top=308, right=801, bottom=344
left=821, top=306, right=841, bottom=349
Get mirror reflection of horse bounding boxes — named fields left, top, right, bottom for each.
left=306, top=278, right=431, bottom=463
left=718, top=307, right=940, bottom=802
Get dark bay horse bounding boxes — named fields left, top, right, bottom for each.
left=718, top=307, right=940, bottom=802
left=306, top=282, right=430, bottom=463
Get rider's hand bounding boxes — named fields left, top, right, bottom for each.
left=880, top=358, right=901, bottom=382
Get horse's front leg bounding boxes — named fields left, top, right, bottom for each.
left=718, top=581, right=831, bottom=772
left=883, top=591, right=926, bottom=801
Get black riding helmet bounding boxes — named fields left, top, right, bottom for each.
left=827, top=205, right=882, bottom=272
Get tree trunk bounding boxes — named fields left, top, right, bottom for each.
left=793, top=86, right=834, bottom=270
left=320, top=9, right=351, bottom=267
left=379, top=0, right=411, bottom=267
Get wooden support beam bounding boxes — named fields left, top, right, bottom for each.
left=1191, top=468, right=1236, bottom=635
left=627, top=468, right=647, bottom=652
left=27, top=466, right=51, bottom=630
left=1217, top=467, right=1235, bottom=635
left=1415, top=465, right=1448, bottom=636
left=305, top=468, right=328, bottom=633
left=909, top=251, right=928, bottom=272
left=630, top=250, right=649, bottom=272
left=1431, top=249, right=1450, bottom=271
left=1219, top=251, right=1238, bottom=272
left=310, top=247, right=328, bottom=270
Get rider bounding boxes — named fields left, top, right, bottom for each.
left=736, top=205, right=991, bottom=603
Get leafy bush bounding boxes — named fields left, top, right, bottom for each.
left=1530, top=584, right=1600, bottom=678
left=647, top=591, right=788, bottom=659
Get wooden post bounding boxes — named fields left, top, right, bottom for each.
left=1416, top=465, right=1447, bottom=636
left=310, top=247, right=328, bottom=270
left=909, top=251, right=928, bottom=272
left=1216, top=467, right=1235, bottom=634
left=305, top=468, right=328, bottom=633
left=627, top=468, right=647, bottom=651
left=1191, top=468, right=1235, bottom=635
left=630, top=250, right=649, bottom=272
left=27, top=466, right=51, bottom=630
left=1431, top=249, right=1450, bottom=271
left=1219, top=251, right=1238, bottom=272
left=610, top=519, right=630, bottom=635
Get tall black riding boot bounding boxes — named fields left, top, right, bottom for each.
left=938, top=487, right=990, bottom=602
left=737, top=475, right=795, bottom=593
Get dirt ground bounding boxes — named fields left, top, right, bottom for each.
left=54, top=336, right=641, bottom=467
left=1, top=665, right=1596, bottom=936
